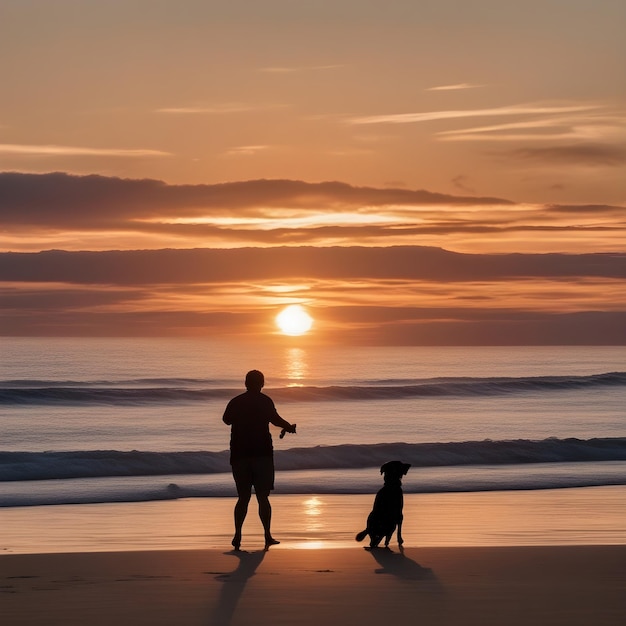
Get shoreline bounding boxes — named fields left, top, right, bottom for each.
left=2, top=486, right=625, bottom=555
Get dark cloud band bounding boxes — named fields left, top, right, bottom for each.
left=1, top=246, right=625, bottom=285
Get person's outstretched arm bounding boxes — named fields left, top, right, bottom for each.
left=270, top=412, right=296, bottom=433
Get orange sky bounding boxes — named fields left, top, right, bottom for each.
left=1, top=1, right=625, bottom=344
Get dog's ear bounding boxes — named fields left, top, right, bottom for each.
left=380, top=461, right=390, bottom=475
left=381, top=460, right=409, bottom=475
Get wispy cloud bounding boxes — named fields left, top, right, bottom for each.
left=156, top=103, right=287, bottom=114
left=224, top=145, right=271, bottom=156
left=510, top=144, right=626, bottom=166
left=0, top=144, right=170, bottom=157
left=426, top=83, right=483, bottom=91
left=437, top=110, right=626, bottom=143
left=451, top=175, right=475, bottom=193
left=437, top=118, right=568, bottom=140
left=347, top=104, right=599, bottom=125
left=259, top=64, right=344, bottom=73
left=156, top=104, right=254, bottom=114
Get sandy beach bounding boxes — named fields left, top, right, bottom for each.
left=1, top=545, right=625, bottom=625
left=1, top=488, right=625, bottom=624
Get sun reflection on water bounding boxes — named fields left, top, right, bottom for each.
left=303, top=496, right=323, bottom=533
left=288, top=540, right=329, bottom=550
left=285, top=347, right=308, bottom=386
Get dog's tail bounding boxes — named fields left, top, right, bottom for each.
left=355, top=530, right=368, bottom=542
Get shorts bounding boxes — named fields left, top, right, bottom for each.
left=231, top=456, right=275, bottom=495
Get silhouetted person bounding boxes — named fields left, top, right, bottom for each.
left=223, top=369, right=296, bottom=550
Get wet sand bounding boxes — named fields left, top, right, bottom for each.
left=2, top=487, right=625, bottom=554
left=1, top=488, right=625, bottom=625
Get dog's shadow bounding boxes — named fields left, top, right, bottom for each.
left=365, top=546, right=435, bottom=581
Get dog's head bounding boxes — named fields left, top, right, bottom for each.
left=380, top=461, right=411, bottom=482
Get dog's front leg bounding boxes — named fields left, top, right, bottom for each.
left=397, top=517, right=403, bottom=545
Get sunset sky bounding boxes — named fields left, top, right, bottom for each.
left=1, top=0, right=625, bottom=344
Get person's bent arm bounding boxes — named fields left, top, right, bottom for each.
left=270, top=413, right=296, bottom=433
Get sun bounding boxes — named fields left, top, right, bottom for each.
left=275, top=304, right=314, bottom=336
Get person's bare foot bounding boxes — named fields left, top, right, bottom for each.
left=232, top=534, right=242, bottom=551
left=264, top=537, right=280, bottom=549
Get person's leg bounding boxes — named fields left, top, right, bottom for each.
left=233, top=489, right=251, bottom=549
left=256, top=490, right=279, bottom=547
left=231, top=460, right=253, bottom=550
left=252, top=457, right=278, bottom=547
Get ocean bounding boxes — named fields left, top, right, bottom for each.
left=1, top=338, right=625, bottom=508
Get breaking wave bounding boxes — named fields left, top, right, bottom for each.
left=2, top=437, right=625, bottom=482
left=1, top=372, right=624, bottom=406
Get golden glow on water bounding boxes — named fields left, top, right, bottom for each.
left=2, top=490, right=625, bottom=553
left=303, top=496, right=323, bottom=533
left=288, top=540, right=330, bottom=550
left=284, top=347, right=308, bottom=384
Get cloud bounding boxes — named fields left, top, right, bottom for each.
left=2, top=247, right=624, bottom=343
left=0, top=306, right=255, bottom=337
left=547, top=204, right=626, bottom=215
left=2, top=304, right=624, bottom=344
left=437, top=117, right=576, bottom=141
left=156, top=104, right=256, bottom=114
left=347, top=104, right=597, bottom=126
left=438, top=110, right=626, bottom=143
left=259, top=64, right=344, bottom=73
left=0, top=144, right=170, bottom=157
left=224, top=145, right=271, bottom=157
left=45, top=217, right=619, bottom=248
left=451, top=175, right=475, bottom=193
left=341, top=310, right=626, bottom=346
left=2, top=247, right=624, bottom=286
left=2, top=172, right=624, bottom=253
left=0, top=284, right=146, bottom=310
left=156, top=103, right=287, bottom=114
left=510, top=144, right=626, bottom=167
left=259, top=66, right=298, bottom=73
left=426, top=83, right=483, bottom=91
left=0, top=172, right=512, bottom=228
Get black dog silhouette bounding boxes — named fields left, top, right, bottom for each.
left=356, top=461, right=411, bottom=548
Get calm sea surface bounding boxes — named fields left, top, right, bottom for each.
left=1, top=338, right=625, bottom=506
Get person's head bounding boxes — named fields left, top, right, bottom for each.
left=245, top=369, right=265, bottom=392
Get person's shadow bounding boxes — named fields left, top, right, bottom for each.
left=209, top=549, right=266, bottom=626
left=365, top=546, right=436, bottom=582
